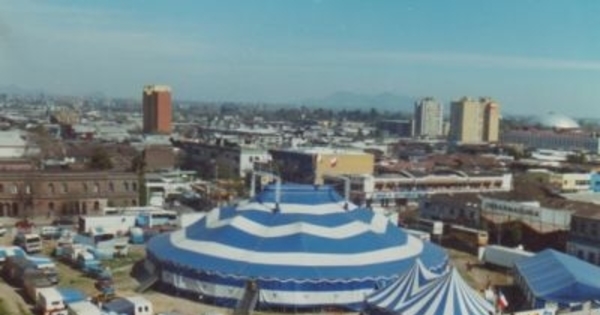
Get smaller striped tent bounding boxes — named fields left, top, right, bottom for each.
left=371, top=268, right=494, bottom=315
left=366, top=259, right=441, bottom=311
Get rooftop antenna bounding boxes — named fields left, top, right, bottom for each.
left=323, top=173, right=350, bottom=210
left=274, top=176, right=281, bottom=212
left=250, top=170, right=281, bottom=212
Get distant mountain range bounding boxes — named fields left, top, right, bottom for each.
left=0, top=85, right=45, bottom=95
left=300, top=91, right=415, bottom=111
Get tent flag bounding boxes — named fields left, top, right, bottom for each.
left=498, top=290, right=509, bottom=310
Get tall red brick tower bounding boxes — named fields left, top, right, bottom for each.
left=143, top=85, right=172, bottom=134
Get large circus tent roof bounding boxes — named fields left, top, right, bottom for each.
left=147, top=185, right=447, bottom=282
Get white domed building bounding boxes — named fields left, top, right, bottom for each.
left=502, top=112, right=600, bottom=154
left=536, top=112, right=580, bottom=130
left=145, top=184, right=448, bottom=312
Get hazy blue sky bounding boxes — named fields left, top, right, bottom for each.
left=2, top=0, right=600, bottom=115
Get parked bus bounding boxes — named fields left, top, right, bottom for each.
left=449, top=225, right=489, bottom=251
left=411, top=218, right=444, bottom=236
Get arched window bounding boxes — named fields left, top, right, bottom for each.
left=11, top=203, right=18, bottom=216
left=48, top=183, right=55, bottom=194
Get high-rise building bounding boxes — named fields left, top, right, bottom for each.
left=482, top=98, right=500, bottom=142
left=414, top=97, right=443, bottom=138
left=143, top=85, right=172, bottom=134
left=449, top=97, right=500, bottom=143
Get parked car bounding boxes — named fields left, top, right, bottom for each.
left=40, top=226, right=61, bottom=240
left=52, top=217, right=76, bottom=229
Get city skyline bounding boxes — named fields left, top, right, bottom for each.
left=3, top=0, right=600, bottom=116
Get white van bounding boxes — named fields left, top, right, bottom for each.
left=67, top=301, right=102, bottom=315
left=14, top=233, right=42, bottom=254
left=35, top=287, right=68, bottom=315
left=40, top=226, right=60, bottom=239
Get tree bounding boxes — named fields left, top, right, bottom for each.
left=88, top=147, right=113, bottom=170
left=509, top=223, right=523, bottom=245
left=132, top=151, right=148, bottom=206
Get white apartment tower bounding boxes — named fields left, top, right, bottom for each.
left=414, top=97, right=443, bottom=138
left=449, top=97, right=501, bottom=144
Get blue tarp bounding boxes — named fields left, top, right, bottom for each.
left=57, top=287, right=87, bottom=304
left=515, top=249, right=600, bottom=305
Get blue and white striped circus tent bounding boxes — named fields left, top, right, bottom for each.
left=146, top=184, right=448, bottom=311
left=370, top=267, right=494, bottom=315
left=366, top=259, right=442, bottom=313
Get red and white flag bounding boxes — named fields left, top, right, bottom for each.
left=497, top=290, right=509, bottom=310
left=330, top=157, right=338, bottom=167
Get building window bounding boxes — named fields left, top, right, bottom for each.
left=0, top=184, right=4, bottom=193
left=93, top=201, right=100, bottom=211
left=131, top=199, right=137, bottom=206
left=124, top=182, right=130, bottom=191
left=48, top=202, right=54, bottom=211
left=589, top=252, right=596, bottom=264
left=82, top=202, right=87, bottom=215
left=132, top=183, right=138, bottom=192
left=10, top=185, right=17, bottom=194
left=108, top=182, right=115, bottom=192
left=48, top=183, right=55, bottom=194
left=82, top=183, right=88, bottom=193
left=93, top=183, right=99, bottom=193
left=11, top=203, right=18, bottom=216
left=25, top=185, right=31, bottom=194
left=62, top=183, right=68, bottom=194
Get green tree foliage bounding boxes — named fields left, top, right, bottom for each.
left=88, top=147, right=113, bottom=170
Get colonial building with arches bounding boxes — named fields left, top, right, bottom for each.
left=0, top=170, right=138, bottom=218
